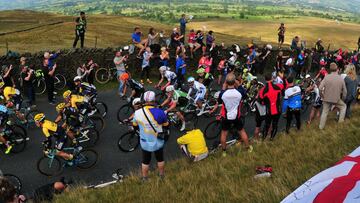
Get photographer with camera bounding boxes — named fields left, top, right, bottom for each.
left=20, top=65, right=36, bottom=106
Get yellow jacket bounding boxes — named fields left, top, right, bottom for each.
left=177, top=129, right=208, bottom=156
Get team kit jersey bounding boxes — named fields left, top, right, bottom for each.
left=284, top=86, right=302, bottom=109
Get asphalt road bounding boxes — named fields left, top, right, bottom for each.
left=0, top=87, right=308, bottom=196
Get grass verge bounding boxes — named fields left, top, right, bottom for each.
left=56, top=106, right=360, bottom=203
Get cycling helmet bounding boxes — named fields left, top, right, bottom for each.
left=165, top=85, right=175, bottom=92
left=266, top=44, right=273, bottom=50
left=243, top=68, right=249, bottom=74
left=305, top=74, right=311, bottom=79
left=56, top=103, right=66, bottom=112
left=34, top=113, right=45, bottom=122
left=63, top=90, right=72, bottom=99
left=187, top=77, right=195, bottom=83
left=159, top=66, right=169, bottom=72
left=320, top=59, right=326, bottom=66
left=132, top=98, right=141, bottom=106
left=196, top=68, right=205, bottom=74
left=0, top=82, right=4, bottom=89
left=119, top=73, right=129, bottom=81
left=73, top=76, right=82, bottom=82
left=235, top=61, right=241, bottom=67
left=0, top=105, right=7, bottom=114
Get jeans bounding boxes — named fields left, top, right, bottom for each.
left=25, top=86, right=35, bottom=105
left=345, top=99, right=354, bottom=118
left=46, top=77, right=54, bottom=103
left=73, top=31, right=85, bottom=48
left=286, top=108, right=301, bottom=133
left=319, top=100, right=347, bottom=130
left=117, top=70, right=125, bottom=95
left=141, top=66, right=150, bottom=80
left=263, top=114, right=280, bottom=140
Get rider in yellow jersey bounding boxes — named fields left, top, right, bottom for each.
left=63, top=90, right=89, bottom=115
left=0, top=82, right=26, bottom=122
left=34, top=113, right=73, bottom=161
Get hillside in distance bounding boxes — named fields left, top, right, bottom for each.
left=0, top=0, right=359, bottom=14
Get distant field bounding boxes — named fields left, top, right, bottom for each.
left=0, top=11, right=359, bottom=54
left=189, top=17, right=360, bottom=50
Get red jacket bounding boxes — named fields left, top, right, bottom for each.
left=259, top=81, right=284, bottom=115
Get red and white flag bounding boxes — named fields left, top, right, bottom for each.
left=282, top=146, right=360, bottom=203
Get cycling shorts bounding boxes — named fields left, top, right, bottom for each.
left=221, top=118, right=244, bottom=131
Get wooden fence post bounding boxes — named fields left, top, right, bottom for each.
left=6, top=41, right=8, bottom=53
left=95, top=36, right=98, bottom=48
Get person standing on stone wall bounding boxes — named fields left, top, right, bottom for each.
left=73, top=11, right=87, bottom=49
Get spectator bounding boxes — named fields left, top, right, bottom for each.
left=76, top=64, right=88, bottom=81
left=283, top=76, right=302, bottom=133
left=259, top=72, right=284, bottom=140
left=43, top=51, right=59, bottom=105
left=159, top=47, right=169, bottom=67
left=0, top=177, right=26, bottom=203
left=132, top=27, right=147, bottom=59
left=358, top=37, right=360, bottom=52
left=188, top=29, right=200, bottom=59
left=198, top=53, right=212, bottom=73
left=114, top=51, right=128, bottom=96
left=170, top=28, right=184, bottom=56
left=85, top=59, right=96, bottom=84
left=257, top=44, right=272, bottom=75
left=147, top=27, right=159, bottom=47
left=132, top=91, right=169, bottom=181
left=33, top=178, right=68, bottom=202
left=307, top=80, right=322, bottom=125
left=285, top=55, right=295, bottom=76
left=141, top=47, right=153, bottom=85
left=315, top=39, right=324, bottom=53
left=206, top=30, right=215, bottom=51
left=1, top=65, right=15, bottom=87
left=179, top=14, right=189, bottom=43
left=291, top=36, right=301, bottom=54
left=343, top=64, right=358, bottom=119
left=218, top=73, right=253, bottom=157
left=176, top=53, right=187, bottom=86
left=73, top=11, right=87, bottom=49
left=194, top=30, right=206, bottom=56
left=278, top=23, right=286, bottom=49
left=319, top=63, right=347, bottom=130
left=177, top=127, right=208, bottom=162
left=20, top=65, right=35, bottom=106
left=19, top=57, right=27, bottom=69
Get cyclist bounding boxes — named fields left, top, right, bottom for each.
left=34, top=113, right=73, bottom=161
left=63, top=90, right=90, bottom=115
left=156, top=66, right=177, bottom=90
left=283, top=76, right=302, bottom=134
left=120, top=73, right=145, bottom=101
left=0, top=82, right=26, bottom=122
left=0, top=104, right=12, bottom=154
left=73, top=76, right=97, bottom=115
left=54, top=103, right=80, bottom=144
left=160, top=85, right=187, bottom=131
left=196, top=67, right=214, bottom=88
left=187, top=77, right=206, bottom=116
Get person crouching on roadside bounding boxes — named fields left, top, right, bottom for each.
left=177, top=124, right=208, bottom=162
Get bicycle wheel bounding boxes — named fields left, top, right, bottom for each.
left=155, top=93, right=167, bottom=105
left=11, top=124, right=27, bottom=138
left=184, top=112, right=198, bottom=128
left=79, top=128, right=100, bottom=148
left=25, top=109, right=40, bottom=128
left=75, top=149, right=98, bottom=169
left=95, top=68, right=110, bottom=84
left=241, top=103, right=250, bottom=117
left=95, top=101, right=108, bottom=118
left=33, top=78, right=46, bottom=95
left=204, top=120, right=221, bottom=140
left=118, top=131, right=139, bottom=152
left=37, top=156, right=63, bottom=176
left=9, top=133, right=27, bottom=153
left=87, top=115, right=105, bottom=132
left=3, top=174, right=22, bottom=193
left=117, top=104, right=134, bottom=122
left=54, top=74, right=67, bottom=90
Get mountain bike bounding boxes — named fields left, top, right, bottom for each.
left=32, top=69, right=67, bottom=95
left=37, top=146, right=98, bottom=176
left=0, top=126, right=27, bottom=154
left=0, top=170, right=22, bottom=193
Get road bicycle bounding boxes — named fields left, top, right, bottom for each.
left=37, top=146, right=98, bottom=176
left=95, top=62, right=129, bottom=84
left=117, top=122, right=139, bottom=153
left=204, top=114, right=245, bottom=140
left=7, top=102, right=40, bottom=129
left=0, top=170, right=22, bottom=193
left=70, top=126, right=100, bottom=149
left=84, top=168, right=124, bottom=189
left=0, top=125, right=27, bottom=154
left=81, top=113, right=105, bottom=133
left=32, top=69, right=67, bottom=95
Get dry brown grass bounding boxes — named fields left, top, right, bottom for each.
left=55, top=107, right=360, bottom=203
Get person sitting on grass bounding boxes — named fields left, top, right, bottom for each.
left=177, top=123, right=208, bottom=162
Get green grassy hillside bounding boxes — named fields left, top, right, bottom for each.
left=55, top=107, right=360, bottom=202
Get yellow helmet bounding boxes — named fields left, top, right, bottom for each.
left=63, top=90, right=72, bottom=99
left=56, top=103, right=66, bottom=112
left=34, top=113, right=45, bottom=122
left=0, top=82, right=4, bottom=89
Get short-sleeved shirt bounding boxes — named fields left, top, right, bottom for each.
left=171, top=90, right=187, bottom=103
left=42, top=120, right=59, bottom=138
left=284, top=86, right=302, bottom=109
left=218, top=88, right=242, bottom=120
left=132, top=106, right=169, bottom=152
left=70, top=95, right=85, bottom=109
left=164, top=71, right=177, bottom=82
left=131, top=32, right=141, bottom=43
left=142, top=51, right=150, bottom=68
left=113, top=56, right=125, bottom=71
left=188, top=32, right=196, bottom=43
